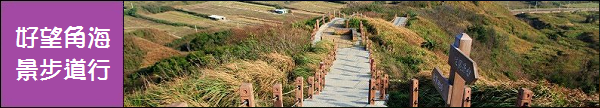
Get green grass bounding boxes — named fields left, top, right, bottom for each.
left=515, top=12, right=599, bottom=94
left=344, top=1, right=599, bottom=107
left=564, top=2, right=599, bottom=8
left=124, top=1, right=598, bottom=107
left=495, top=1, right=599, bottom=9
left=125, top=7, right=205, bottom=29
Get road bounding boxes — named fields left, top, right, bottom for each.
left=392, top=17, right=408, bottom=27
left=510, top=7, right=599, bottom=15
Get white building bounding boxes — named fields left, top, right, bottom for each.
left=209, top=15, right=226, bottom=20
left=273, top=9, right=289, bottom=14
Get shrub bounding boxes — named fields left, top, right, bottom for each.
left=150, top=56, right=195, bottom=81
left=420, top=37, right=437, bottom=50
left=292, top=17, right=322, bottom=30
left=124, top=8, right=137, bottom=16
left=472, top=1, right=480, bottom=6
left=327, top=1, right=346, bottom=4
left=141, top=5, right=175, bottom=14
left=467, top=24, right=490, bottom=42
left=396, top=55, right=423, bottom=73
left=174, top=8, right=210, bottom=18
left=186, top=31, right=232, bottom=51
left=291, top=66, right=313, bottom=80
left=292, top=54, right=314, bottom=66
left=310, top=41, right=330, bottom=54
left=186, top=51, right=211, bottom=67
left=577, top=31, right=599, bottom=50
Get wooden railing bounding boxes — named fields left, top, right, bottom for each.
left=237, top=36, right=338, bottom=107
left=163, top=12, right=535, bottom=108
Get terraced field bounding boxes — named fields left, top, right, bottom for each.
left=123, top=1, right=339, bottom=77
left=251, top=1, right=345, bottom=14
left=144, top=11, right=241, bottom=30
left=125, top=1, right=335, bottom=38
left=176, top=1, right=316, bottom=24
left=124, top=15, right=195, bottom=37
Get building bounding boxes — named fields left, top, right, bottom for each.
left=209, top=15, right=226, bottom=20
left=273, top=9, right=289, bottom=14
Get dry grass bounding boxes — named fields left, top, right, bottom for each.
left=202, top=60, right=286, bottom=92
left=201, top=1, right=276, bottom=12
left=200, top=60, right=290, bottom=107
left=129, top=28, right=179, bottom=45
left=365, top=17, right=425, bottom=46
left=124, top=16, right=196, bottom=37
left=261, top=53, right=295, bottom=73
left=253, top=1, right=345, bottom=14
left=131, top=36, right=183, bottom=67
left=176, top=1, right=315, bottom=24
left=125, top=59, right=295, bottom=107
left=144, top=11, right=230, bottom=29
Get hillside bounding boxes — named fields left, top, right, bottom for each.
left=123, top=1, right=599, bottom=107
left=341, top=1, right=598, bottom=107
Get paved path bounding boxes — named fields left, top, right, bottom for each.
left=303, top=17, right=387, bottom=107
left=312, top=18, right=344, bottom=46
left=392, top=17, right=408, bottom=27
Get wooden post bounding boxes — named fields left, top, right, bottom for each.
left=321, top=67, right=326, bottom=90
left=384, top=74, right=389, bottom=94
left=316, top=19, right=320, bottom=29
left=463, top=87, right=472, bottom=107
left=410, top=79, right=419, bottom=107
left=315, top=70, right=321, bottom=95
left=239, top=83, right=255, bottom=107
left=333, top=39, right=337, bottom=60
left=359, top=20, right=364, bottom=33
left=311, top=33, right=315, bottom=42
left=377, top=71, right=383, bottom=91
left=368, top=50, right=372, bottom=60
left=308, top=76, right=314, bottom=99
left=516, top=88, right=533, bottom=107
left=333, top=10, right=336, bottom=18
left=273, top=83, right=283, bottom=107
left=295, top=77, right=304, bottom=107
left=449, top=33, right=473, bottom=107
left=370, top=58, right=375, bottom=77
left=346, top=19, right=349, bottom=28
left=375, top=75, right=381, bottom=91
left=320, top=68, right=324, bottom=92
left=321, top=61, right=327, bottom=75
left=329, top=12, right=333, bottom=21
left=368, top=79, right=376, bottom=105
left=321, top=15, right=325, bottom=24
left=366, top=40, right=369, bottom=50
left=379, top=75, right=385, bottom=100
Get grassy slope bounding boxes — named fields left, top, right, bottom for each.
left=124, top=16, right=336, bottom=106
left=124, top=41, right=335, bottom=107
left=344, top=1, right=598, bottom=107
left=123, top=1, right=598, bottom=107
